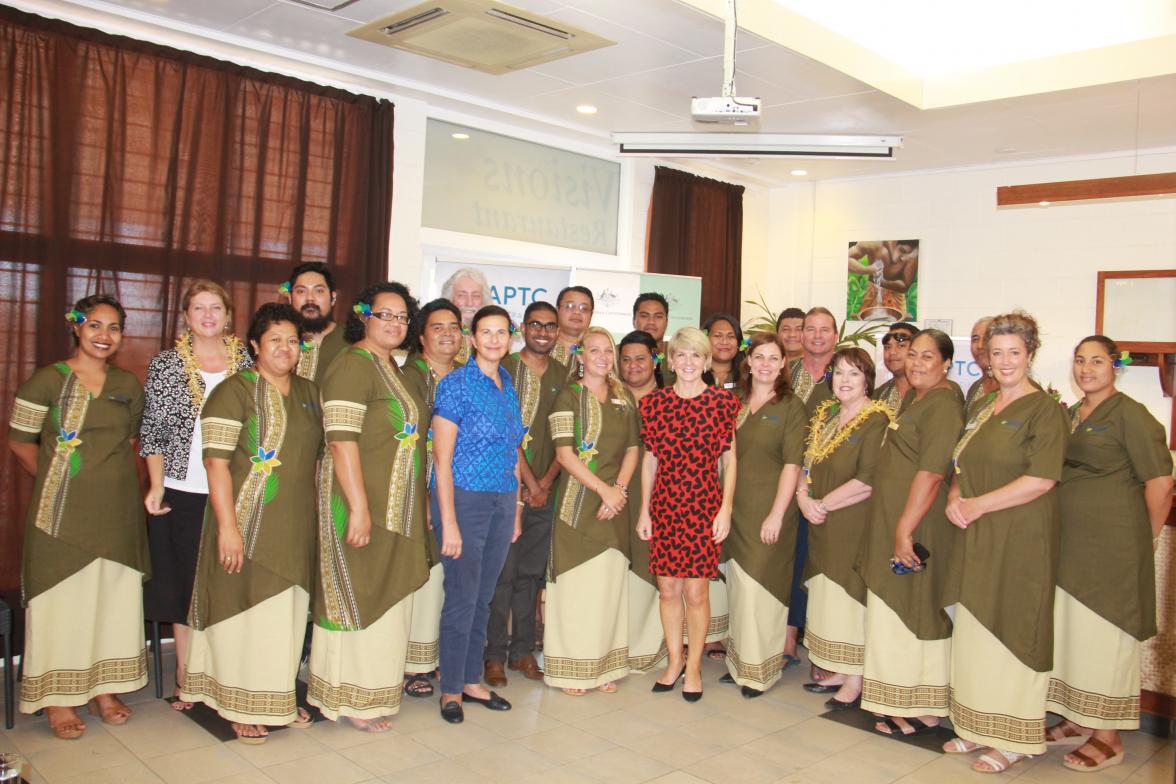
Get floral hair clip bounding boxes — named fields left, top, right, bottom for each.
left=570, top=344, right=583, bottom=356
left=509, top=322, right=519, bottom=336
left=653, top=352, right=665, bottom=366
left=1113, top=351, right=1133, bottom=369
left=461, top=325, right=470, bottom=335
left=352, top=302, right=372, bottom=318
left=65, top=307, right=86, bottom=325
left=278, top=281, right=291, bottom=296
left=739, top=337, right=751, bottom=351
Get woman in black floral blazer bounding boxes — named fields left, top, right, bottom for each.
left=138, top=280, right=252, bottom=708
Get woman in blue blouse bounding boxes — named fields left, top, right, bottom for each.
left=432, top=304, right=526, bottom=724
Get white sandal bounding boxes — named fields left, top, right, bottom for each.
left=973, top=749, right=1029, bottom=774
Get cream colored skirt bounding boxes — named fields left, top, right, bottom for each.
left=707, top=573, right=730, bottom=643
left=405, top=563, right=444, bottom=674
left=543, top=549, right=630, bottom=690
left=308, top=596, right=413, bottom=720
left=725, top=560, right=787, bottom=690
left=181, top=586, right=309, bottom=725
left=21, top=558, right=147, bottom=712
left=803, top=574, right=865, bottom=677
left=1046, top=587, right=1141, bottom=730
left=627, top=572, right=667, bottom=673
left=949, top=604, right=1048, bottom=755
left=860, top=590, right=950, bottom=718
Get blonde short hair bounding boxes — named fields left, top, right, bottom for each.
left=667, top=326, right=711, bottom=369
left=181, top=279, right=233, bottom=326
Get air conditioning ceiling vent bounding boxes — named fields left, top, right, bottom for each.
left=348, top=0, right=614, bottom=75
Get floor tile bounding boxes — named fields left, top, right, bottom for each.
left=612, top=726, right=727, bottom=768
left=340, top=735, right=442, bottom=776
left=452, top=740, right=556, bottom=783
left=683, top=747, right=788, bottom=784
left=105, top=700, right=221, bottom=759
left=377, top=758, right=490, bottom=784
left=25, top=733, right=138, bottom=782
left=54, top=759, right=166, bottom=784
left=226, top=726, right=330, bottom=767
left=568, top=745, right=674, bottom=784
left=145, top=744, right=255, bottom=784
left=262, top=750, right=372, bottom=784
left=517, top=724, right=619, bottom=764
left=403, top=720, right=502, bottom=757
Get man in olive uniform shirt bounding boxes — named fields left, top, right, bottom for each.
left=872, top=322, right=917, bottom=410
left=287, top=261, right=346, bottom=384
left=484, top=300, right=566, bottom=685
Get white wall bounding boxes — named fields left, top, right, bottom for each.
left=750, top=150, right=1176, bottom=434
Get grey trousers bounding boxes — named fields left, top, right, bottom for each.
left=484, top=496, right=554, bottom=663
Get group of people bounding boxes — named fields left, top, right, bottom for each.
left=10, top=264, right=1172, bottom=778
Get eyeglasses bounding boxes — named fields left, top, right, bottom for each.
left=525, top=320, right=559, bottom=332
left=561, top=302, right=592, bottom=313
left=882, top=334, right=911, bottom=346
left=371, top=311, right=411, bottom=324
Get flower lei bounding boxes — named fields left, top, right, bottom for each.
left=176, top=331, right=246, bottom=413
left=803, top=398, right=893, bottom=469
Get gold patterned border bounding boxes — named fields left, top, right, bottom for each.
left=21, top=650, right=147, bottom=702
left=235, top=376, right=287, bottom=558
left=628, top=643, right=668, bottom=673
left=557, top=388, right=602, bottom=530
left=544, top=647, right=629, bottom=681
left=317, top=452, right=362, bottom=630
left=804, top=629, right=865, bottom=667
left=862, top=679, right=949, bottom=711
left=10, top=397, right=48, bottom=434
left=323, top=400, right=367, bottom=433
left=183, top=672, right=296, bottom=718
left=726, top=638, right=784, bottom=686
left=1046, top=678, right=1139, bottom=722
left=202, top=417, right=243, bottom=453
left=34, top=372, right=89, bottom=537
left=948, top=687, right=1044, bottom=745
left=549, top=411, right=574, bottom=440
left=307, top=673, right=403, bottom=712
left=679, top=613, right=729, bottom=637
left=296, top=341, right=321, bottom=381
left=405, top=640, right=439, bottom=667
left=372, top=355, right=421, bottom=537
left=791, top=362, right=816, bottom=405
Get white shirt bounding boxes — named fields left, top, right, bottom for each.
left=163, top=369, right=227, bottom=495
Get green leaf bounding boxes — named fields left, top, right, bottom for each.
left=387, top=396, right=406, bottom=431
left=330, top=491, right=348, bottom=540
left=245, top=415, right=258, bottom=455
left=50, top=405, right=61, bottom=429
left=316, top=616, right=344, bottom=631
left=67, top=449, right=81, bottom=478
left=263, top=472, right=279, bottom=504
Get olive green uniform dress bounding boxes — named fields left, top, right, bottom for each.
left=800, top=400, right=890, bottom=679
left=859, top=387, right=963, bottom=717
left=722, top=393, right=807, bottom=690
left=627, top=392, right=667, bottom=673
left=543, top=384, right=639, bottom=689
left=400, top=354, right=465, bottom=675
left=1047, top=393, right=1173, bottom=729
left=789, top=357, right=835, bottom=416
left=309, top=348, right=431, bottom=719
left=949, top=390, right=1068, bottom=755
left=295, top=325, right=347, bottom=385
left=873, top=378, right=905, bottom=413
left=181, top=370, right=323, bottom=725
left=12, top=363, right=149, bottom=712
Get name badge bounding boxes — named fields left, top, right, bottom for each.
left=611, top=398, right=626, bottom=405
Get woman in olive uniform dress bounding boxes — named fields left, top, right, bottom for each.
left=722, top=332, right=805, bottom=697
left=943, top=312, right=1069, bottom=773
left=309, top=283, right=430, bottom=731
left=544, top=327, right=640, bottom=694
left=618, top=331, right=668, bottom=674
left=1045, top=336, right=1173, bottom=772
left=10, top=295, right=148, bottom=739
left=181, top=303, right=322, bottom=743
left=400, top=299, right=465, bottom=697
left=796, top=348, right=890, bottom=708
left=858, top=330, right=963, bottom=735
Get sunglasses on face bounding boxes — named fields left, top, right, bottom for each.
left=882, top=334, right=912, bottom=347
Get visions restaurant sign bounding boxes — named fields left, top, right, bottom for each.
left=423, top=119, right=620, bottom=255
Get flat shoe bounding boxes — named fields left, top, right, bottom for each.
left=973, top=749, right=1028, bottom=774
left=287, top=708, right=314, bottom=729
left=875, top=717, right=938, bottom=737
left=825, top=695, right=861, bottom=711
left=87, top=698, right=130, bottom=726
left=802, top=682, right=840, bottom=694
left=440, top=699, right=464, bottom=724
left=719, top=673, right=735, bottom=684
left=780, top=655, right=802, bottom=672
left=1045, top=722, right=1089, bottom=746
left=740, top=686, right=763, bottom=699
left=462, top=690, right=511, bottom=711
left=1063, top=738, right=1124, bottom=773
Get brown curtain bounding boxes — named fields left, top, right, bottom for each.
left=0, top=6, right=395, bottom=592
left=646, top=165, right=744, bottom=320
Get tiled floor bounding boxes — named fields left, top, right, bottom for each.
left=2, top=649, right=1173, bottom=784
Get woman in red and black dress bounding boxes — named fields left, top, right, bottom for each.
left=637, top=327, right=739, bottom=702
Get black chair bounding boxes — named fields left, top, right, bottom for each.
left=0, top=598, right=14, bottom=729
left=147, top=620, right=163, bottom=699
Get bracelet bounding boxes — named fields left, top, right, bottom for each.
left=614, top=482, right=628, bottom=496
left=516, top=500, right=525, bottom=508
left=816, top=500, right=828, bottom=515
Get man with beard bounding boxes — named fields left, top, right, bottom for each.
left=484, top=301, right=566, bottom=686
left=549, top=286, right=594, bottom=367
left=285, top=262, right=346, bottom=383
left=441, top=268, right=492, bottom=364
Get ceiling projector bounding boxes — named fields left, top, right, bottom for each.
left=691, top=95, right=761, bottom=124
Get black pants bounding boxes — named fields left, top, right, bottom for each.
left=143, top=487, right=207, bottom=624
left=484, top=497, right=553, bottom=663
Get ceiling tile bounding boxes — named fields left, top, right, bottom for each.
left=103, top=0, right=277, bottom=29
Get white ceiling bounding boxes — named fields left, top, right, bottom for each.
left=34, top=0, right=1176, bottom=185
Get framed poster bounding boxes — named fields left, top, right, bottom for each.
left=847, top=240, right=919, bottom=321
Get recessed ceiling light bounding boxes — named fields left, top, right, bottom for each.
left=451, top=132, right=470, bottom=140
left=1038, top=200, right=1050, bottom=207
left=576, top=104, right=597, bottom=115
left=791, top=169, right=808, bottom=176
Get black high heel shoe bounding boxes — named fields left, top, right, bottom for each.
left=651, top=669, right=685, bottom=693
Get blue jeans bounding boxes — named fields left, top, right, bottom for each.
left=433, top=488, right=516, bottom=694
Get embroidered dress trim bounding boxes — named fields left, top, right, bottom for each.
left=949, top=686, right=1045, bottom=746
left=183, top=672, right=296, bottom=718
left=804, top=629, right=865, bottom=667
left=1046, top=679, right=1139, bottom=722
left=557, top=387, right=602, bottom=530
left=20, top=650, right=147, bottom=702
left=861, top=680, right=950, bottom=711
left=372, top=355, right=421, bottom=537
left=10, top=397, right=48, bottom=433
left=543, top=647, right=629, bottom=681
left=307, top=673, right=403, bottom=712
left=34, top=369, right=90, bottom=537
left=951, top=394, right=997, bottom=472
left=515, top=359, right=542, bottom=458
left=231, top=375, right=287, bottom=560
left=202, top=417, right=243, bottom=453
left=791, top=363, right=816, bottom=404
left=726, top=637, right=785, bottom=687
left=317, top=450, right=363, bottom=630
left=323, top=400, right=367, bottom=434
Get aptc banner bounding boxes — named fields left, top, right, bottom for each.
left=431, top=259, right=571, bottom=327
left=949, top=336, right=983, bottom=390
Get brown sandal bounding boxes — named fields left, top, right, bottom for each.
left=1045, top=721, right=1088, bottom=746
left=1063, top=737, right=1124, bottom=773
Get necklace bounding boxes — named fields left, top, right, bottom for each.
left=176, top=331, right=245, bottom=412
left=803, top=398, right=892, bottom=469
